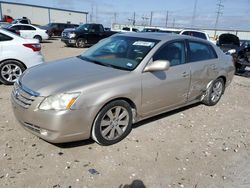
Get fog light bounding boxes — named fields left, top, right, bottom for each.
left=40, top=129, right=48, bottom=136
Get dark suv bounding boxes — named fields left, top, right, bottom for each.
left=41, top=23, right=79, bottom=37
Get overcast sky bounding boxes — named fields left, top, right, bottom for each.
left=2, top=0, right=250, bottom=30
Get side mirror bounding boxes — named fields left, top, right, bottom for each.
left=144, top=60, right=170, bottom=72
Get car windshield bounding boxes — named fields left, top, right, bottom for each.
left=76, top=24, right=90, bottom=31
left=79, top=36, right=159, bottom=71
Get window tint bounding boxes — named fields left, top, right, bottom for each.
left=153, top=42, right=185, bottom=66
left=182, top=31, right=207, bottom=40
left=20, top=20, right=29, bottom=24
left=188, top=41, right=217, bottom=62
left=11, top=25, right=21, bottom=30
left=21, top=25, right=36, bottom=30
left=58, top=24, right=66, bottom=29
left=0, top=33, right=13, bottom=41
left=122, top=27, right=130, bottom=31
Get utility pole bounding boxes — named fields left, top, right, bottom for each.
left=165, top=11, right=169, bottom=27
left=90, top=4, right=94, bottom=23
left=214, top=0, right=224, bottom=38
left=191, top=0, right=198, bottom=27
left=114, top=12, right=117, bottom=24
left=95, top=5, right=98, bottom=23
left=149, top=11, right=153, bottom=26
left=133, top=12, right=136, bottom=26
left=142, top=15, right=149, bottom=26
left=172, top=18, right=176, bottom=28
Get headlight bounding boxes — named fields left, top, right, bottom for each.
left=39, top=93, right=80, bottom=110
left=68, top=33, right=76, bottom=38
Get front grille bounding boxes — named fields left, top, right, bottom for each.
left=23, top=122, right=40, bottom=134
left=12, top=82, right=39, bottom=109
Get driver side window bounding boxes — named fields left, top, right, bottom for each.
left=153, top=42, right=185, bottom=66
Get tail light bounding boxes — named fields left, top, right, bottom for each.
left=16, top=30, right=20, bottom=35
left=23, top=44, right=41, bottom=52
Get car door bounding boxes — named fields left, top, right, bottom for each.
left=141, top=41, right=191, bottom=116
left=187, top=40, right=219, bottom=102
left=88, top=25, right=103, bottom=44
left=20, top=25, right=36, bottom=39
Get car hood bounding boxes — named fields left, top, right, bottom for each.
left=20, top=57, right=128, bottom=96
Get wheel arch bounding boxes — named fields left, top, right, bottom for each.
left=91, top=97, right=138, bottom=133
left=0, top=59, right=27, bottom=70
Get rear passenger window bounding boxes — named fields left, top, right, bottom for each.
left=188, top=41, right=217, bottom=62
left=0, top=33, right=13, bottom=41
left=153, top=42, right=185, bottom=66
left=22, top=26, right=36, bottom=30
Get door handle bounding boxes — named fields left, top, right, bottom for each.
left=182, top=72, right=189, bottom=77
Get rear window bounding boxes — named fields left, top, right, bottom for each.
left=188, top=41, right=218, bottom=62
left=0, top=33, right=13, bottom=41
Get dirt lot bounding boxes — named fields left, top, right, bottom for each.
left=0, top=39, right=250, bottom=188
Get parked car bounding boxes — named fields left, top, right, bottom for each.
left=61, top=23, right=117, bottom=48
left=217, top=33, right=250, bottom=73
left=233, top=42, right=250, bottom=73
left=12, top=17, right=31, bottom=25
left=0, top=29, right=44, bottom=85
left=11, top=33, right=234, bottom=145
left=115, top=27, right=139, bottom=32
left=5, top=24, right=49, bottom=42
left=40, top=23, right=79, bottom=37
left=142, top=27, right=160, bottom=32
left=216, top=33, right=240, bottom=53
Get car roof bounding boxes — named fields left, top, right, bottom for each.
left=115, top=32, right=211, bottom=44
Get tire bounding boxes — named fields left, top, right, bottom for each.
left=91, top=100, right=133, bottom=146
left=76, top=38, right=87, bottom=48
left=0, top=60, right=26, bottom=85
left=34, top=35, right=42, bottom=43
left=202, top=78, right=225, bottom=106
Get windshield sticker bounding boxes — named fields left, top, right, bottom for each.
left=133, top=41, right=155, bottom=47
left=126, top=63, right=133, bottom=67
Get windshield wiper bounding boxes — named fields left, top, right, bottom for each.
left=78, top=56, right=130, bottom=71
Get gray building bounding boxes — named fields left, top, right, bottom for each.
left=0, top=1, right=88, bottom=25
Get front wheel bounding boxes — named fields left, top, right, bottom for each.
left=0, top=60, right=26, bottom=85
left=202, top=78, right=225, bottom=106
left=76, top=38, right=87, bottom=48
left=92, top=100, right=133, bottom=145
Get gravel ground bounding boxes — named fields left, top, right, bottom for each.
left=0, top=39, right=250, bottom=188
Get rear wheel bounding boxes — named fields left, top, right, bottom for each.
left=92, top=100, right=133, bottom=145
left=202, top=78, right=225, bottom=106
left=76, top=38, right=87, bottom=48
left=34, top=35, right=42, bottom=43
left=0, top=60, right=26, bottom=85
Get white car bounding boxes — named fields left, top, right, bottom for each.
left=0, top=29, right=44, bottom=85
left=6, top=24, right=49, bottom=42
left=179, top=29, right=216, bottom=44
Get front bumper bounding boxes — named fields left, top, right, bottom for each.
left=11, top=88, right=92, bottom=143
left=61, top=37, right=76, bottom=45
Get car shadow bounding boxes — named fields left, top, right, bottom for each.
left=54, top=139, right=95, bottom=148
left=133, top=103, right=200, bottom=129
left=41, top=40, right=53, bottom=44
left=54, top=103, right=201, bottom=148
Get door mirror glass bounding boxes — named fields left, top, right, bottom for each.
left=144, top=60, right=170, bottom=72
